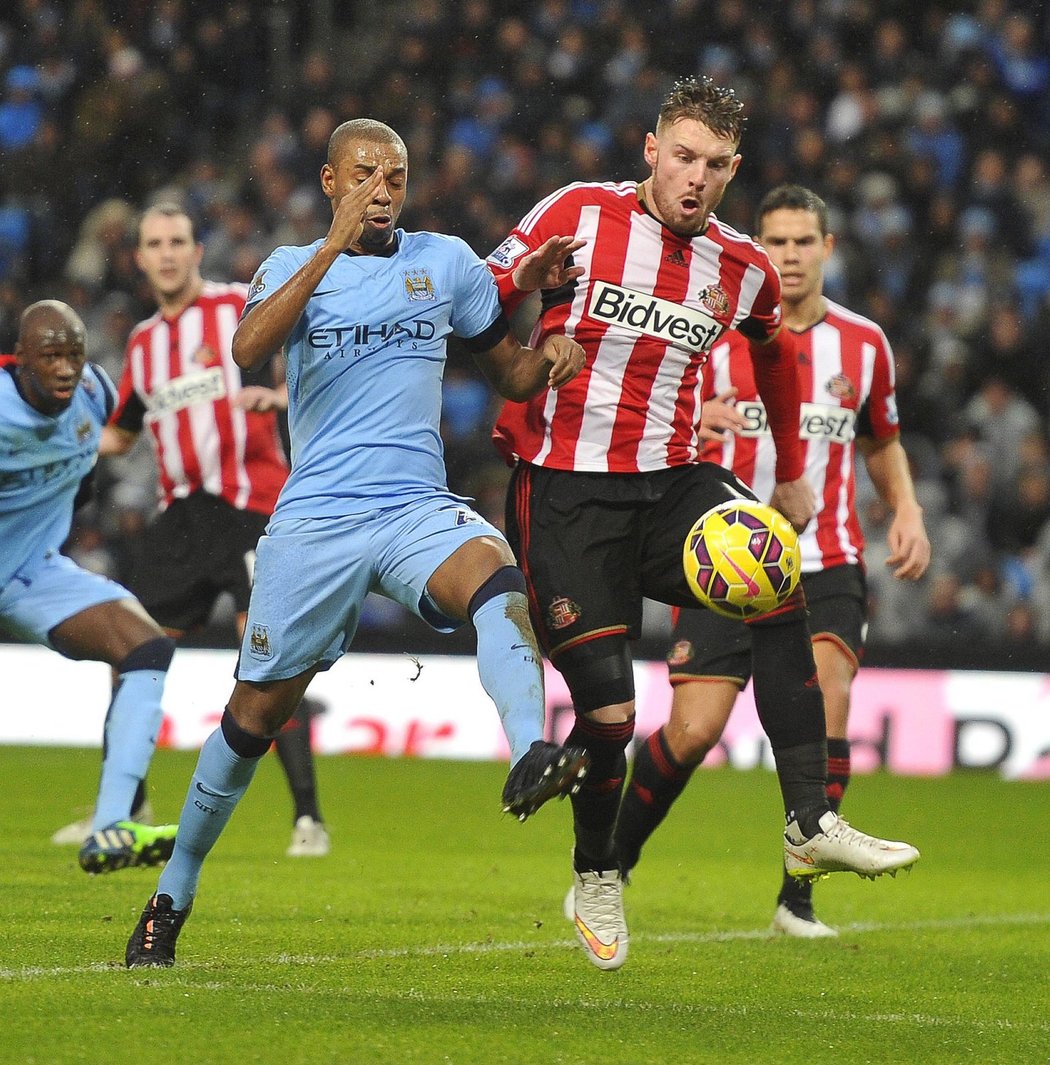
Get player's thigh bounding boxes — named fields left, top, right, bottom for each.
left=505, top=464, right=643, bottom=656
left=803, top=565, right=866, bottom=669
left=642, top=462, right=759, bottom=606
left=0, top=550, right=137, bottom=653
left=374, top=493, right=512, bottom=628
left=236, top=516, right=374, bottom=684
left=130, top=498, right=216, bottom=631
left=193, top=494, right=269, bottom=614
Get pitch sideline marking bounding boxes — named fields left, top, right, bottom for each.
left=1, top=911, right=1047, bottom=988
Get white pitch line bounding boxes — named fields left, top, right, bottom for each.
left=1, top=912, right=1047, bottom=986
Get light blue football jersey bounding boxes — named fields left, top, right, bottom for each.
left=0, top=362, right=116, bottom=588
left=244, top=230, right=504, bottom=520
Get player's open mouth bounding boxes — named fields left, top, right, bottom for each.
left=368, top=214, right=392, bottom=228
left=681, top=197, right=700, bottom=211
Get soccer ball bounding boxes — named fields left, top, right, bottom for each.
left=682, top=500, right=801, bottom=620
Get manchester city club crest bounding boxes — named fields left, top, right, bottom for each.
left=248, top=623, right=273, bottom=659
left=403, top=269, right=436, bottom=301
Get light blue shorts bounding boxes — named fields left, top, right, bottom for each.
left=236, top=493, right=502, bottom=682
left=0, top=549, right=132, bottom=648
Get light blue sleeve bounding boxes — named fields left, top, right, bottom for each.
left=243, top=245, right=308, bottom=315
left=448, top=237, right=503, bottom=341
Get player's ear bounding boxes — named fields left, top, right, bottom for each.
left=320, top=162, right=336, bottom=198
left=643, top=131, right=661, bottom=169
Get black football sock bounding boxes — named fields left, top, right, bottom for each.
left=614, top=728, right=696, bottom=874
left=748, top=594, right=829, bottom=835
left=825, top=737, right=852, bottom=811
left=777, top=739, right=851, bottom=912
left=778, top=869, right=815, bottom=913
left=273, top=699, right=321, bottom=823
left=566, top=714, right=635, bottom=873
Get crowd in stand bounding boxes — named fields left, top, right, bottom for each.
left=2, top=0, right=1050, bottom=653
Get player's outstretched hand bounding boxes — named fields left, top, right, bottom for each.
left=698, top=388, right=745, bottom=441
left=513, top=235, right=587, bottom=293
left=234, top=386, right=287, bottom=413
left=325, top=170, right=384, bottom=252
left=540, top=335, right=586, bottom=390
left=770, top=476, right=815, bottom=533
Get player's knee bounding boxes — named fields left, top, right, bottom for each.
left=555, top=637, right=635, bottom=714
left=467, top=565, right=527, bottom=619
left=220, top=708, right=273, bottom=759
left=116, top=635, right=176, bottom=675
left=668, top=688, right=729, bottom=760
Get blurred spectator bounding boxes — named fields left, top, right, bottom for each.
left=0, top=65, right=43, bottom=150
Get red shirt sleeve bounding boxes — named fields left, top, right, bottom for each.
left=861, top=327, right=900, bottom=441
left=746, top=327, right=804, bottom=483
left=110, top=334, right=146, bottom=433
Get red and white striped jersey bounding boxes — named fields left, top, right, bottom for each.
left=488, top=181, right=783, bottom=472
left=112, top=281, right=287, bottom=513
left=703, top=301, right=899, bottom=572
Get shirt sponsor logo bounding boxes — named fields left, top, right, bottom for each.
left=146, top=366, right=226, bottom=418
left=306, top=320, right=437, bottom=350
left=404, top=269, right=436, bottom=302
left=588, top=281, right=722, bottom=352
left=487, top=235, right=529, bottom=269
left=735, top=400, right=857, bottom=444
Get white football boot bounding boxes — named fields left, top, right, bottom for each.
left=771, top=903, right=838, bottom=938
left=568, top=868, right=629, bottom=971
left=784, top=810, right=920, bottom=881
left=286, top=815, right=330, bottom=857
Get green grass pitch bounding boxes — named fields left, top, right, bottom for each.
left=1, top=745, right=1046, bottom=1065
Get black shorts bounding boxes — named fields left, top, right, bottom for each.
left=126, top=490, right=269, bottom=633
left=505, top=461, right=758, bottom=658
left=668, top=563, right=868, bottom=684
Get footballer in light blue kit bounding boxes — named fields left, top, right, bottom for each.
left=0, top=300, right=178, bottom=874
left=127, top=119, right=591, bottom=968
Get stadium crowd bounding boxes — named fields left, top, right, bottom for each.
left=2, top=0, right=1049, bottom=656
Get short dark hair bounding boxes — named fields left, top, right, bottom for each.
left=756, top=185, right=830, bottom=236
left=327, top=119, right=407, bottom=166
left=138, top=202, right=197, bottom=244
left=657, top=76, right=746, bottom=144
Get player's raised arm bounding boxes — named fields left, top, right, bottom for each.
left=489, top=233, right=587, bottom=314
left=232, top=171, right=383, bottom=370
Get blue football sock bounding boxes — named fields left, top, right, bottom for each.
left=93, top=669, right=165, bottom=828
left=472, top=590, right=545, bottom=765
left=157, top=727, right=264, bottom=910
